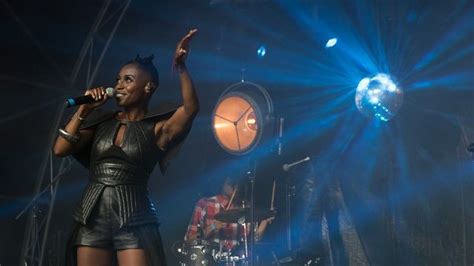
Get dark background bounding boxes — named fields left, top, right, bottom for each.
left=1, top=0, right=474, bottom=265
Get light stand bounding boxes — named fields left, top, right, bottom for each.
left=247, top=163, right=256, bottom=266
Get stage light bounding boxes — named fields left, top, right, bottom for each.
left=212, top=81, right=273, bottom=155
left=355, top=73, right=404, bottom=121
left=325, top=38, right=338, bottom=48
left=257, top=45, right=266, bottom=58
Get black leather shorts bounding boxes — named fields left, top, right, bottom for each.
left=75, top=186, right=142, bottom=250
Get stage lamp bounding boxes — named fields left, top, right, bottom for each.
left=325, top=38, right=338, bottom=48
left=257, top=45, right=266, bottom=58
left=212, top=81, right=273, bottom=155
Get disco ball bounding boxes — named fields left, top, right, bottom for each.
left=355, top=73, right=404, bottom=121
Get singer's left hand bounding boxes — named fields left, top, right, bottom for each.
left=174, top=29, right=198, bottom=67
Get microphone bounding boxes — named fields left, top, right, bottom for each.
left=65, top=87, right=115, bottom=108
left=282, top=156, right=310, bottom=172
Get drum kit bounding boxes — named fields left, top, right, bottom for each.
left=174, top=207, right=276, bottom=266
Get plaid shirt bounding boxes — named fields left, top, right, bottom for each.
left=185, top=195, right=244, bottom=250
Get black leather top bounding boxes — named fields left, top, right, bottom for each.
left=70, top=104, right=188, bottom=227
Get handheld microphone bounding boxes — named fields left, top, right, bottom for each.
left=65, top=87, right=115, bottom=108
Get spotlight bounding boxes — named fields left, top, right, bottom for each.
left=257, top=45, right=266, bottom=58
left=212, top=81, right=273, bottom=155
left=325, top=38, right=338, bottom=48
left=355, top=73, right=404, bottom=121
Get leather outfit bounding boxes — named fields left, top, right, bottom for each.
left=74, top=115, right=164, bottom=228
left=68, top=104, right=187, bottom=254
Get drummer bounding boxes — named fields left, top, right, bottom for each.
left=184, top=175, right=272, bottom=251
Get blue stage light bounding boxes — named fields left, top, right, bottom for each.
left=355, top=73, right=404, bottom=121
left=257, top=45, right=266, bottom=58
left=325, top=38, right=338, bottom=48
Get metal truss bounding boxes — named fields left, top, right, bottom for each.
left=18, top=0, right=132, bottom=265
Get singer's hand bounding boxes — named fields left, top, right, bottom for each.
left=83, top=87, right=109, bottom=110
left=174, top=29, right=198, bottom=67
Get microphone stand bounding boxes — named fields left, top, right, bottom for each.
left=273, top=117, right=293, bottom=253
left=247, top=117, right=282, bottom=265
left=276, top=118, right=294, bottom=252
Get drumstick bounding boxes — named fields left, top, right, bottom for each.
left=226, top=187, right=237, bottom=210
left=270, top=180, right=276, bottom=210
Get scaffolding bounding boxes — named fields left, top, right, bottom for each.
left=18, top=0, right=132, bottom=265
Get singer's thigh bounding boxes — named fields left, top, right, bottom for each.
left=77, top=246, right=113, bottom=266
left=117, top=248, right=148, bottom=266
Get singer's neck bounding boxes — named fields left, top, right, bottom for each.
left=119, top=107, right=148, bottom=121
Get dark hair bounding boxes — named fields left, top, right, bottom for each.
left=223, top=175, right=248, bottom=205
left=223, top=175, right=239, bottom=187
left=124, top=54, right=159, bottom=87
left=223, top=169, right=248, bottom=186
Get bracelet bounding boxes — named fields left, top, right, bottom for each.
left=75, top=114, right=86, bottom=122
left=58, top=128, right=80, bottom=143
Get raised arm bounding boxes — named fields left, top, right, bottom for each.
left=156, top=29, right=200, bottom=149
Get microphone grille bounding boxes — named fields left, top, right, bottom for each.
left=105, top=87, right=115, bottom=97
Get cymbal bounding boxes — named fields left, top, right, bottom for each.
left=215, top=208, right=275, bottom=223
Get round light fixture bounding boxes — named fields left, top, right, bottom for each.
left=212, top=82, right=273, bottom=155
